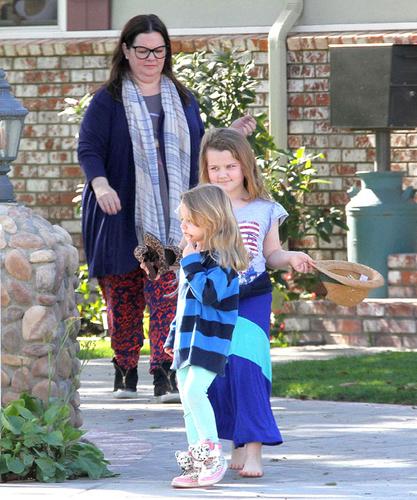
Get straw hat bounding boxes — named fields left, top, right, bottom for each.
left=314, top=260, right=385, bottom=307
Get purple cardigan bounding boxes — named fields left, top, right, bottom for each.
left=77, top=86, right=204, bottom=278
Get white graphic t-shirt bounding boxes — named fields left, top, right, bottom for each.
left=234, top=198, right=288, bottom=285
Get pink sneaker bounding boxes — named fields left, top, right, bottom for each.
left=171, top=450, right=199, bottom=488
left=190, top=440, right=228, bottom=486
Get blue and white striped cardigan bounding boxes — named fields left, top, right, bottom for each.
left=164, top=251, right=239, bottom=376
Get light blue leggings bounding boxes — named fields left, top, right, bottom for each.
left=176, top=365, right=218, bottom=446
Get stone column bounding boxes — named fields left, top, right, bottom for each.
left=1, top=203, right=82, bottom=427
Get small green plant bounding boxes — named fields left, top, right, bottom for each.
left=59, top=94, right=93, bottom=126
left=0, top=393, right=114, bottom=482
left=262, top=147, right=348, bottom=248
left=0, top=319, right=113, bottom=483
left=270, top=318, right=289, bottom=347
left=76, top=264, right=106, bottom=336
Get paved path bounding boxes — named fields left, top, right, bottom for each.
left=3, top=346, right=417, bottom=499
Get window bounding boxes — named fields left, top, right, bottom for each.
left=0, top=0, right=58, bottom=27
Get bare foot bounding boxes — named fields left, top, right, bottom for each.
left=230, top=445, right=246, bottom=470
left=239, top=442, right=263, bottom=477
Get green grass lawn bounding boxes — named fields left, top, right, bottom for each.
left=79, top=341, right=416, bottom=405
left=78, top=337, right=150, bottom=359
left=272, top=352, right=417, bottom=405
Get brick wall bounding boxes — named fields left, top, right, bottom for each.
left=276, top=253, right=417, bottom=348
left=286, top=31, right=417, bottom=261
left=2, top=35, right=268, bottom=259
left=388, top=253, right=417, bottom=298
left=280, top=297, right=417, bottom=348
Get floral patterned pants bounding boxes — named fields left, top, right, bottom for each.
left=98, top=267, right=177, bottom=373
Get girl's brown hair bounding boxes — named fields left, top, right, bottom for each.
left=105, top=14, right=189, bottom=103
left=199, top=128, right=270, bottom=200
left=180, top=184, right=249, bottom=272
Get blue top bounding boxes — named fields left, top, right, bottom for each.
left=164, top=252, right=239, bottom=376
left=77, top=86, right=205, bottom=278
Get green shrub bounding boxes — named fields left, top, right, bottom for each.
left=0, top=394, right=114, bottom=482
left=173, top=49, right=275, bottom=156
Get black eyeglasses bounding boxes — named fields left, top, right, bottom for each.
left=130, top=45, right=167, bottom=60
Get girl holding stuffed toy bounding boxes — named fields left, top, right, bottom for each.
left=164, top=184, right=248, bottom=488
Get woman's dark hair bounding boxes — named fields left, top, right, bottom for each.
left=106, top=14, right=189, bottom=103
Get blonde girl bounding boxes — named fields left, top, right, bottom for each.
left=200, top=128, right=314, bottom=478
left=164, top=184, right=248, bottom=488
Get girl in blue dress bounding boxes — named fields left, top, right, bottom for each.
left=200, top=128, right=314, bottom=478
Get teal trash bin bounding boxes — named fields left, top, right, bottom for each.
left=346, top=171, right=417, bottom=298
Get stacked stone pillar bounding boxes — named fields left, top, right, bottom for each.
left=0, top=203, right=81, bottom=426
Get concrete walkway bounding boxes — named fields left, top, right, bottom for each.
left=3, top=346, right=417, bottom=499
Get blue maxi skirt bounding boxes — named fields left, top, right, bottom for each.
left=208, top=292, right=283, bottom=448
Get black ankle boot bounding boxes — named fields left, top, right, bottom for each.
left=162, top=361, right=178, bottom=393
left=112, top=358, right=138, bottom=399
left=113, top=358, right=125, bottom=391
left=125, top=365, right=138, bottom=391
left=153, top=366, right=170, bottom=397
left=153, top=362, right=181, bottom=403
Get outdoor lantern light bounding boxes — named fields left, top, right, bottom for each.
left=0, top=68, right=28, bottom=202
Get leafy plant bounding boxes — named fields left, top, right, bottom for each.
left=59, top=94, right=93, bottom=126
left=173, top=49, right=275, bottom=156
left=0, top=319, right=114, bottom=483
left=0, top=393, right=114, bottom=482
left=76, top=264, right=106, bottom=336
left=261, top=147, right=347, bottom=246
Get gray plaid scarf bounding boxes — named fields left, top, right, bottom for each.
left=122, top=75, right=191, bottom=246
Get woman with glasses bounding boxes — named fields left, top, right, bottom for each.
left=78, top=14, right=255, bottom=403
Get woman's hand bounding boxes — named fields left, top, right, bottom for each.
left=139, top=259, right=158, bottom=280
left=230, top=115, right=257, bottom=136
left=164, top=347, right=174, bottom=357
left=288, top=252, right=315, bottom=274
left=91, top=176, right=122, bottom=215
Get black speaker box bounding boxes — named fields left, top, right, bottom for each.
left=330, top=44, right=417, bottom=129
